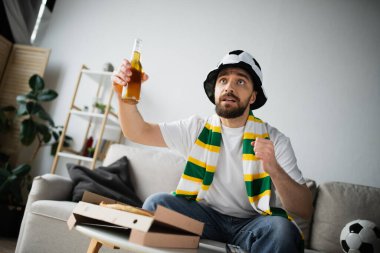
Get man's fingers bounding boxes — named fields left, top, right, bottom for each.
left=121, top=59, right=131, bottom=67
left=113, top=58, right=149, bottom=86
left=252, top=137, right=274, bottom=160
left=112, top=73, right=129, bottom=85
left=142, top=73, right=149, bottom=82
left=112, top=76, right=124, bottom=85
left=113, top=59, right=132, bottom=79
left=116, top=65, right=132, bottom=77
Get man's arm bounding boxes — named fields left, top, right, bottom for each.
left=113, top=59, right=167, bottom=147
left=116, top=97, right=167, bottom=147
left=253, top=138, right=313, bottom=220
left=268, top=167, right=313, bottom=220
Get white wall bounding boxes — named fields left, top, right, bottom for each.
left=31, top=0, right=380, bottom=187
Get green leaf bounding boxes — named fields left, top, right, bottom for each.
left=37, top=90, right=58, bottom=101
left=50, top=142, right=58, bottom=156
left=12, top=164, right=31, bottom=177
left=20, top=119, right=37, bottom=145
left=29, top=74, right=44, bottom=91
left=9, top=174, right=17, bottom=181
left=0, top=166, right=11, bottom=178
left=65, top=135, right=73, bottom=141
left=36, top=123, right=51, bottom=143
left=26, top=92, right=37, bottom=101
left=0, top=176, right=15, bottom=193
left=17, top=103, right=28, bottom=116
left=16, top=95, right=28, bottom=104
left=26, top=101, right=36, bottom=114
left=34, top=105, right=55, bottom=126
left=64, top=135, right=73, bottom=145
left=52, top=131, right=59, bottom=141
left=29, top=102, right=47, bottom=115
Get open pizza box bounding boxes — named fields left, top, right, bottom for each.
left=67, top=191, right=204, bottom=248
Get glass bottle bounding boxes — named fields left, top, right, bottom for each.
left=121, top=38, right=143, bottom=104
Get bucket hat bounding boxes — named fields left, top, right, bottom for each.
left=203, top=50, right=267, bottom=110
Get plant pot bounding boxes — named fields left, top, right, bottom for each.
left=0, top=204, right=25, bottom=237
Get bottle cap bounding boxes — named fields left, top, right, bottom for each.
left=133, top=38, right=142, bottom=52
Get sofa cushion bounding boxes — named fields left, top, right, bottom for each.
left=310, top=181, right=380, bottom=253
left=103, top=144, right=186, bottom=201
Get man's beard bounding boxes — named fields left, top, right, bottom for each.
left=215, top=94, right=250, bottom=119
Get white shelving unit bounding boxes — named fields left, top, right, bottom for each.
left=56, top=152, right=94, bottom=163
left=50, top=65, right=121, bottom=173
left=69, top=110, right=120, bottom=129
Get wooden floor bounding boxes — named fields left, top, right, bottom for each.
left=0, top=237, right=17, bottom=253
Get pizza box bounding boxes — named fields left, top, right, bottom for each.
left=67, top=191, right=204, bottom=248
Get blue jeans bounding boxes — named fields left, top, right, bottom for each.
left=142, top=193, right=303, bottom=253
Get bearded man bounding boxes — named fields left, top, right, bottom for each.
left=112, top=50, right=313, bottom=253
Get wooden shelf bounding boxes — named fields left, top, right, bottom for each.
left=81, top=69, right=113, bottom=83
left=50, top=65, right=122, bottom=173
left=81, top=69, right=113, bottom=76
left=70, top=109, right=119, bottom=126
left=57, top=152, right=94, bottom=162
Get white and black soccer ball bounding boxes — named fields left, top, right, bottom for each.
left=340, top=219, right=380, bottom=253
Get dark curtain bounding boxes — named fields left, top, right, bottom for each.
left=0, top=0, right=14, bottom=42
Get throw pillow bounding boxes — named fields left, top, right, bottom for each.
left=67, top=156, right=142, bottom=207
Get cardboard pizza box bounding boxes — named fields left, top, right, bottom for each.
left=67, top=191, right=204, bottom=248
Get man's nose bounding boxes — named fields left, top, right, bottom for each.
left=223, top=82, right=234, bottom=93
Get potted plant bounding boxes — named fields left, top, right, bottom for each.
left=50, top=126, right=73, bottom=155
left=0, top=74, right=70, bottom=237
left=16, top=74, right=58, bottom=157
left=93, top=101, right=113, bottom=114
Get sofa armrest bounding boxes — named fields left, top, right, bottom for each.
left=16, top=174, right=74, bottom=253
left=25, top=173, right=73, bottom=210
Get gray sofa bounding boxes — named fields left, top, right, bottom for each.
left=15, top=144, right=380, bottom=253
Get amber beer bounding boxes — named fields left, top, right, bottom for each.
left=121, top=38, right=143, bottom=104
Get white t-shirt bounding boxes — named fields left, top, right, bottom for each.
left=159, top=115, right=306, bottom=218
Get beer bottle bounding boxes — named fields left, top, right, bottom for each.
left=121, top=38, right=143, bottom=104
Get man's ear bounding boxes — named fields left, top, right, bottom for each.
left=250, top=91, right=257, bottom=105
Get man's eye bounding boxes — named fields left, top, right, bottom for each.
left=237, top=79, right=246, bottom=86
left=219, top=78, right=227, bottom=84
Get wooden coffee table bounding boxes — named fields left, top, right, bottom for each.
left=75, top=224, right=226, bottom=253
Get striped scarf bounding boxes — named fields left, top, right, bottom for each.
left=174, top=111, right=304, bottom=245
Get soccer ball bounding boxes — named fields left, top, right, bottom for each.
left=340, top=219, right=380, bottom=253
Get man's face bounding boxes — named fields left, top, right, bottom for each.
left=214, top=67, right=257, bottom=118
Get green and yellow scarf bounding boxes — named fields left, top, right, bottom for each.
left=174, top=111, right=304, bottom=244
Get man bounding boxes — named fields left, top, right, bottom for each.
left=112, top=50, right=313, bottom=253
